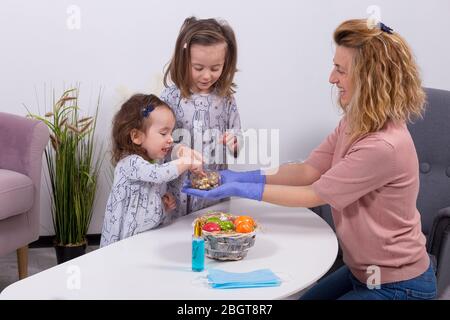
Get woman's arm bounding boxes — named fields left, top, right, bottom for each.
left=265, top=162, right=322, bottom=186
left=182, top=179, right=326, bottom=208
left=262, top=184, right=326, bottom=208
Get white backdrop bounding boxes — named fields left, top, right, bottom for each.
left=1, top=0, right=449, bottom=235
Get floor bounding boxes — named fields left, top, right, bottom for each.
left=0, top=246, right=98, bottom=294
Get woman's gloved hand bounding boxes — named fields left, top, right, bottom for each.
left=220, top=169, right=266, bottom=184
left=182, top=180, right=264, bottom=201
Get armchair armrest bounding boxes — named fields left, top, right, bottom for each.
left=427, top=206, right=450, bottom=257
left=436, top=228, right=450, bottom=299
left=0, top=112, right=49, bottom=237
left=427, top=206, right=450, bottom=299
left=0, top=112, right=49, bottom=176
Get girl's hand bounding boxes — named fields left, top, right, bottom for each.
left=221, top=132, right=239, bottom=155
left=162, top=192, right=176, bottom=213
left=189, top=157, right=205, bottom=175
left=177, top=145, right=205, bottom=174
left=176, top=145, right=203, bottom=163
left=175, top=144, right=188, bottom=159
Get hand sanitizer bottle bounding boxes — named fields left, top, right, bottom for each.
left=192, top=220, right=205, bottom=272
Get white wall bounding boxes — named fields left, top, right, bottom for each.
left=1, top=0, right=449, bottom=235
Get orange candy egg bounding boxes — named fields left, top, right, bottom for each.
left=235, top=222, right=254, bottom=233
left=234, top=215, right=255, bottom=227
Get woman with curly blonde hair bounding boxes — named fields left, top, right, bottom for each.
left=183, top=19, right=437, bottom=300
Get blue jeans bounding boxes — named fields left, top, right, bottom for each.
left=300, top=261, right=437, bottom=300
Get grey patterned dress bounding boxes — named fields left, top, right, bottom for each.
left=100, top=155, right=179, bottom=247
left=161, top=85, right=242, bottom=219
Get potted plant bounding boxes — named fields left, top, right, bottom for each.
left=27, top=88, right=103, bottom=264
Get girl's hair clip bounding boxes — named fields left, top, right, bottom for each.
left=142, top=104, right=155, bottom=118
left=378, top=22, right=394, bottom=34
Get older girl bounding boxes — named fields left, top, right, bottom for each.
left=161, top=16, right=242, bottom=218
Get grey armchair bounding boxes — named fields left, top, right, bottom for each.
left=311, top=87, right=450, bottom=299
left=0, top=112, right=49, bottom=279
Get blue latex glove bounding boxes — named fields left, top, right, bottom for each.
left=182, top=181, right=264, bottom=201
left=220, top=169, right=266, bottom=184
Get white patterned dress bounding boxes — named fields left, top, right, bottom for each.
left=100, top=155, right=179, bottom=247
left=161, top=85, right=242, bottom=219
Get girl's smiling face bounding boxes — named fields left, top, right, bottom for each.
left=190, top=42, right=227, bottom=94
left=130, top=107, right=175, bottom=160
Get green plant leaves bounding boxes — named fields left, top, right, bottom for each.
left=27, top=87, right=104, bottom=246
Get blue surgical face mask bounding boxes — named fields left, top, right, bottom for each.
left=207, top=268, right=281, bottom=289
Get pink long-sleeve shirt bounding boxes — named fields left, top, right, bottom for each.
left=305, top=118, right=429, bottom=284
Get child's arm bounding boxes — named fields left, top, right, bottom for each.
left=126, top=155, right=179, bottom=183
left=174, top=144, right=204, bottom=175
left=124, top=155, right=195, bottom=184
left=126, top=152, right=203, bottom=184
left=222, top=132, right=239, bottom=158
left=222, top=96, right=242, bottom=158
left=173, top=156, right=203, bottom=176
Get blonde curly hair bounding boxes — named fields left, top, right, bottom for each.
left=334, top=19, right=425, bottom=141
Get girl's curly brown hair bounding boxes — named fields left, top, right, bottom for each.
left=111, top=94, right=174, bottom=165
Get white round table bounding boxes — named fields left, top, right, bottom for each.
left=0, top=198, right=338, bottom=299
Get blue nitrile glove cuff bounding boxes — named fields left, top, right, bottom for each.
left=239, top=182, right=264, bottom=201
left=220, top=169, right=266, bottom=185
left=248, top=169, right=266, bottom=184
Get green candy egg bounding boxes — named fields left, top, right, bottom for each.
left=206, top=217, right=222, bottom=224
left=218, top=220, right=235, bottom=231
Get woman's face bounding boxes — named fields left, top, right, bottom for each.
left=190, top=43, right=227, bottom=94
left=329, top=45, right=355, bottom=107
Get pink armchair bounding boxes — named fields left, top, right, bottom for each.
left=0, top=112, right=49, bottom=279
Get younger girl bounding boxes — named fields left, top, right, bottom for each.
left=100, top=94, right=202, bottom=247
left=161, top=16, right=242, bottom=217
